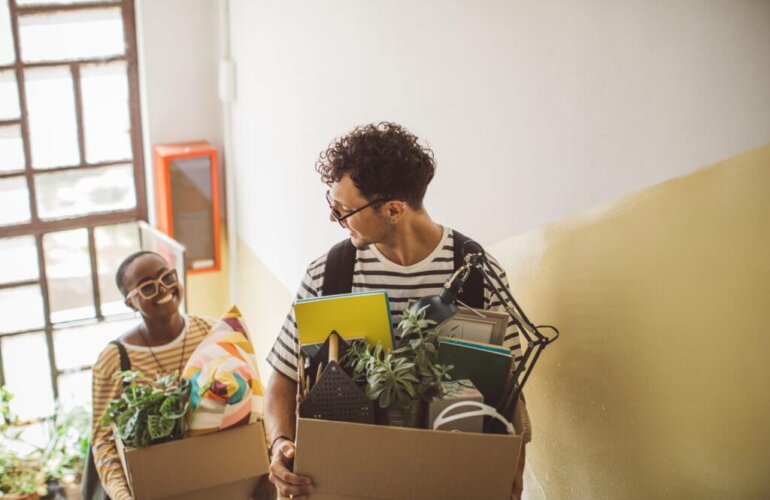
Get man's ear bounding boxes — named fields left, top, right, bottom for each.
left=385, top=200, right=407, bottom=222
left=124, top=297, right=137, bottom=311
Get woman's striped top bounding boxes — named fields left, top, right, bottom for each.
left=90, top=315, right=214, bottom=500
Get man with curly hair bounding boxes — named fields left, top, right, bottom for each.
left=264, top=122, right=529, bottom=499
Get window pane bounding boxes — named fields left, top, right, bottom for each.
left=5, top=422, right=48, bottom=455
left=94, top=223, right=139, bottom=315
left=43, top=229, right=94, bottom=323
left=18, top=0, right=118, bottom=4
left=1, top=332, right=55, bottom=420
left=82, top=62, right=132, bottom=163
left=0, top=236, right=38, bottom=284
left=0, top=176, right=31, bottom=226
left=57, top=369, right=91, bottom=411
left=19, top=8, right=125, bottom=63
left=54, top=318, right=135, bottom=371
left=0, top=0, right=14, bottom=65
left=170, top=157, right=214, bottom=268
left=0, top=285, right=45, bottom=333
left=0, top=125, right=25, bottom=173
left=35, top=164, right=136, bottom=220
left=25, top=66, right=79, bottom=169
left=0, top=70, right=20, bottom=120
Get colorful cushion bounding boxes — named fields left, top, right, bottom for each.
left=183, top=306, right=264, bottom=436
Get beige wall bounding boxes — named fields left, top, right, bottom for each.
left=185, top=225, right=231, bottom=320
left=233, top=237, right=293, bottom=382
left=186, top=230, right=290, bottom=385
left=228, top=0, right=770, bottom=291
left=489, top=144, right=770, bottom=499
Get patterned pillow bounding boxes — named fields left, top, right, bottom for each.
left=183, top=306, right=264, bottom=436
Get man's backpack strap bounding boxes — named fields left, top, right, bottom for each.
left=452, top=230, right=485, bottom=309
left=322, top=238, right=357, bottom=296
left=320, top=232, right=485, bottom=307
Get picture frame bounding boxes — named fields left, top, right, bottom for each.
left=438, top=307, right=509, bottom=346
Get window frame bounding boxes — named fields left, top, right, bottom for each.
left=0, top=0, right=146, bottom=406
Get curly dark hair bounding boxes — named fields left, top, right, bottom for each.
left=315, top=122, right=436, bottom=209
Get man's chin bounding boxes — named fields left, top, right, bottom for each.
left=349, top=235, right=370, bottom=249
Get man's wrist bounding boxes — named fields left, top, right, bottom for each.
left=269, top=434, right=292, bottom=457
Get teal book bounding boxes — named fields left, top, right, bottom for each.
left=437, top=338, right=513, bottom=406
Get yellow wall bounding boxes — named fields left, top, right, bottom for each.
left=186, top=225, right=231, bottom=319
left=186, top=226, right=292, bottom=381
left=234, top=237, right=294, bottom=381
left=489, top=145, right=770, bottom=499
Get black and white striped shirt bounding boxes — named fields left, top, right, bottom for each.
left=267, top=227, right=524, bottom=381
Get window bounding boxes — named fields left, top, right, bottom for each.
left=0, top=0, right=146, bottom=423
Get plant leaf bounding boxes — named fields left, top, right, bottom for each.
left=147, top=415, right=175, bottom=440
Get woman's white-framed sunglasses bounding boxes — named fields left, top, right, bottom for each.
left=126, top=269, right=179, bottom=300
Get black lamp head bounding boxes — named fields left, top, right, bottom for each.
left=408, top=286, right=459, bottom=326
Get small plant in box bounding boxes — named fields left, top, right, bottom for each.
left=99, top=371, right=190, bottom=448
left=346, top=307, right=453, bottom=425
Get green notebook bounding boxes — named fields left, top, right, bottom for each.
left=437, top=338, right=513, bottom=406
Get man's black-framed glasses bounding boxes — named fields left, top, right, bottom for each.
left=325, top=190, right=388, bottom=227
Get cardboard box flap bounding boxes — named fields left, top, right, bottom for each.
left=119, top=421, right=269, bottom=499
left=295, top=418, right=522, bottom=500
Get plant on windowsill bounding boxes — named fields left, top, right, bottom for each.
left=0, top=386, right=47, bottom=500
left=99, top=371, right=191, bottom=449
left=345, top=307, right=453, bottom=427
left=41, top=404, right=91, bottom=499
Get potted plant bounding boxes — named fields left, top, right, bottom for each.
left=346, top=307, right=453, bottom=427
left=41, top=405, right=90, bottom=500
left=98, top=371, right=190, bottom=448
left=0, top=386, right=47, bottom=500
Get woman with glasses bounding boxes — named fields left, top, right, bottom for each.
left=87, top=251, right=214, bottom=500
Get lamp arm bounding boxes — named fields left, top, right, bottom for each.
left=467, top=254, right=542, bottom=343
left=463, top=252, right=557, bottom=423
left=444, top=262, right=473, bottom=296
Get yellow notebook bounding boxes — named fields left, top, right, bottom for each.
left=294, top=291, right=395, bottom=350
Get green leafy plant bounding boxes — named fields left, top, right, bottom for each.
left=42, top=405, right=90, bottom=485
left=346, top=306, right=453, bottom=417
left=0, top=386, right=47, bottom=497
left=99, top=371, right=190, bottom=448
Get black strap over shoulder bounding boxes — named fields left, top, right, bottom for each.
left=110, top=339, right=131, bottom=371
left=82, top=340, right=132, bottom=500
left=452, top=230, right=485, bottom=309
left=109, top=340, right=131, bottom=387
left=322, top=238, right=357, bottom=296
left=320, top=232, right=485, bottom=309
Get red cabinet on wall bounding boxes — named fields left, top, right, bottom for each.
left=153, top=141, right=220, bottom=273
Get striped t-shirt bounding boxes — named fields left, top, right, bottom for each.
left=268, top=227, right=524, bottom=382
left=91, top=315, right=214, bottom=500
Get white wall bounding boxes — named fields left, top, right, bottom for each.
left=135, top=0, right=223, bottom=223
left=228, top=0, right=770, bottom=291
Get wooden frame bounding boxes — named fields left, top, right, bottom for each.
left=438, top=306, right=509, bottom=346
left=0, top=0, right=145, bottom=399
left=153, top=141, right=221, bottom=274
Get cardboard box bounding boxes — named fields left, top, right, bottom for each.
left=294, top=405, right=524, bottom=500
left=115, top=421, right=269, bottom=499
